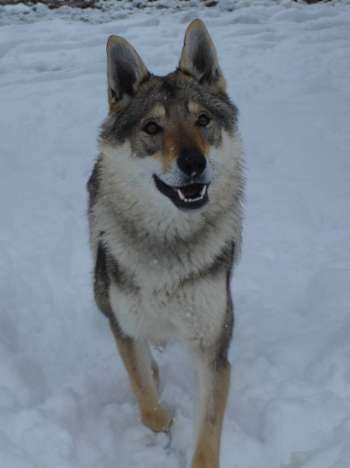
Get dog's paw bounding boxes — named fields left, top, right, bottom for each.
left=141, top=405, right=173, bottom=433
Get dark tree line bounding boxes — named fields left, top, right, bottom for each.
left=0, top=0, right=334, bottom=9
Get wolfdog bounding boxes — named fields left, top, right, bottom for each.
left=87, top=19, right=243, bottom=468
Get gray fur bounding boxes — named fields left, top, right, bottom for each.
left=100, top=71, right=237, bottom=148
left=89, top=28, right=243, bottom=335
left=178, top=18, right=225, bottom=89
left=106, top=35, right=150, bottom=105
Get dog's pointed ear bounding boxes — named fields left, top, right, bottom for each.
left=106, top=35, right=150, bottom=109
left=178, top=19, right=225, bottom=91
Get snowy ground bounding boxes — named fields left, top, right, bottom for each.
left=1, top=1, right=350, bottom=467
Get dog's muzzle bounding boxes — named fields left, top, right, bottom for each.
left=153, top=174, right=210, bottom=210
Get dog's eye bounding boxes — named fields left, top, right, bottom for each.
left=196, top=114, right=211, bottom=127
left=143, top=122, right=162, bottom=136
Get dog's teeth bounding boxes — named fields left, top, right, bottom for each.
left=177, top=189, right=185, bottom=200
left=177, top=185, right=208, bottom=203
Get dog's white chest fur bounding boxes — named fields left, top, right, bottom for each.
left=109, top=266, right=227, bottom=347
left=91, top=132, right=242, bottom=348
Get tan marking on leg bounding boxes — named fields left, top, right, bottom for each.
left=192, top=359, right=231, bottom=468
left=109, top=321, right=172, bottom=433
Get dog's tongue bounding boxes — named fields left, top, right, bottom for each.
left=179, top=184, right=203, bottom=198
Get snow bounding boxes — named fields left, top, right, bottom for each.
left=0, top=0, right=350, bottom=467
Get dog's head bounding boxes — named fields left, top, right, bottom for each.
left=100, top=19, right=240, bottom=215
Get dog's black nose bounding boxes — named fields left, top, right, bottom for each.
left=177, top=148, right=207, bottom=178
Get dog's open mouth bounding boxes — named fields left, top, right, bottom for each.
left=153, top=175, right=209, bottom=210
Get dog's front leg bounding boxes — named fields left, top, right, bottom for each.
left=191, top=287, right=233, bottom=468
left=109, top=318, right=172, bottom=433
left=191, top=351, right=231, bottom=468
